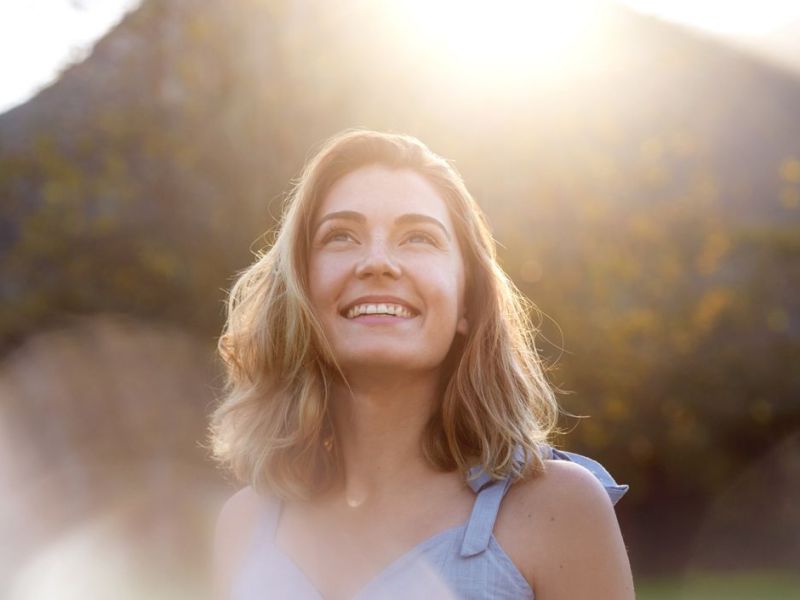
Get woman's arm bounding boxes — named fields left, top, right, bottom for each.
left=523, top=460, right=635, bottom=599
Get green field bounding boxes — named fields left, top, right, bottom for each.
left=636, top=571, right=800, bottom=600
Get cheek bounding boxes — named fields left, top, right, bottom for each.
left=307, top=256, right=333, bottom=311
left=426, top=262, right=465, bottom=315
left=450, top=257, right=468, bottom=312
left=307, top=253, right=353, bottom=318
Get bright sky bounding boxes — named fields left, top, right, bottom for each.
left=620, top=0, right=800, bottom=35
left=1, top=0, right=799, bottom=115
left=0, top=0, right=140, bottom=114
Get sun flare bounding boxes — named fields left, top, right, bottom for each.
left=619, top=0, right=800, bottom=35
left=394, top=0, right=602, bottom=82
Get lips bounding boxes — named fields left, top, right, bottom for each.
left=340, top=295, right=420, bottom=318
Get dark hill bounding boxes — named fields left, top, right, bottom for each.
left=2, top=1, right=800, bottom=223
left=1, top=0, right=798, bottom=365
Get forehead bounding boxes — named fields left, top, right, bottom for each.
left=316, top=165, right=454, bottom=227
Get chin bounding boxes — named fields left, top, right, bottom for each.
left=338, top=349, right=438, bottom=373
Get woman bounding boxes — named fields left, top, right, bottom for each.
left=210, top=129, right=634, bottom=599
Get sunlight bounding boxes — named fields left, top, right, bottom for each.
left=9, top=514, right=151, bottom=600
left=619, top=0, right=800, bottom=35
left=0, top=0, right=140, bottom=113
left=7, top=498, right=208, bottom=600
left=394, top=0, right=602, bottom=83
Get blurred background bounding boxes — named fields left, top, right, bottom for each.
left=1, top=0, right=799, bottom=598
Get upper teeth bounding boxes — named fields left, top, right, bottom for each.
left=346, top=303, right=414, bottom=319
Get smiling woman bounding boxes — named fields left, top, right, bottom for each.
left=208, top=129, right=634, bottom=599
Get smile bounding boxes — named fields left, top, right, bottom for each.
left=345, top=303, right=415, bottom=319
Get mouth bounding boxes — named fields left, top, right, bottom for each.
left=340, top=299, right=419, bottom=320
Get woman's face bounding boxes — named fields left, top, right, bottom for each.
left=307, top=165, right=468, bottom=376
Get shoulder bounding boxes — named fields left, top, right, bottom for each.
left=498, top=459, right=617, bottom=551
left=217, top=485, right=264, bottom=530
left=524, top=457, right=617, bottom=514
left=212, top=486, right=269, bottom=599
left=497, top=459, right=634, bottom=599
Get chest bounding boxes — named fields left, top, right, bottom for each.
left=232, top=478, right=541, bottom=599
left=237, top=528, right=533, bottom=600
left=274, top=499, right=473, bottom=599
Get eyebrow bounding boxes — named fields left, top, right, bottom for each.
left=314, top=210, right=451, bottom=240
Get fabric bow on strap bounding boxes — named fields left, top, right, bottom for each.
left=465, top=443, right=629, bottom=505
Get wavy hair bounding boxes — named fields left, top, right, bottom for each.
left=208, top=129, right=560, bottom=499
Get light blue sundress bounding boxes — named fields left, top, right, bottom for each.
left=232, top=444, right=629, bottom=599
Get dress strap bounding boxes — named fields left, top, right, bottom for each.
left=231, top=493, right=284, bottom=595
left=458, top=443, right=630, bottom=557
left=249, top=493, right=283, bottom=549
left=459, top=445, right=530, bottom=557
left=459, top=475, right=513, bottom=557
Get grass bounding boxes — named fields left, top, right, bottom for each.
left=635, top=570, right=800, bottom=600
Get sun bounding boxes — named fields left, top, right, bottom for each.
left=391, top=0, right=603, bottom=83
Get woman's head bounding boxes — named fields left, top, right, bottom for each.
left=306, top=163, right=469, bottom=377
left=209, top=129, right=559, bottom=499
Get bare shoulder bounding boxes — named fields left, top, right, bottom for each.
left=497, top=459, right=616, bottom=557
left=217, top=485, right=264, bottom=530
left=515, top=458, right=616, bottom=515
left=212, top=485, right=269, bottom=599
left=496, top=459, right=635, bottom=600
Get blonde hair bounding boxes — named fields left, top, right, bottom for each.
left=208, top=129, right=560, bottom=499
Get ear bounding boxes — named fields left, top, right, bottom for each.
left=456, top=315, right=469, bottom=335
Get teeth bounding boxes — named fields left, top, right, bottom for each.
left=345, top=303, right=414, bottom=319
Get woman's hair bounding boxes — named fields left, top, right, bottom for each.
left=208, top=129, right=560, bottom=500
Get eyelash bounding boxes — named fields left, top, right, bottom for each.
left=322, top=229, right=438, bottom=246
left=323, top=229, right=356, bottom=243
left=405, top=231, right=437, bottom=245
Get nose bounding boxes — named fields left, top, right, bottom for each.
left=354, top=238, right=402, bottom=279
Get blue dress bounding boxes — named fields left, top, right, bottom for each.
left=231, top=444, right=629, bottom=599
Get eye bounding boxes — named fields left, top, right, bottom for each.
left=323, top=229, right=357, bottom=244
left=405, top=231, right=438, bottom=245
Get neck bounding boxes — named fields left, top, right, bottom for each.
left=328, top=367, right=442, bottom=507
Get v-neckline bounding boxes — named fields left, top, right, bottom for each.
left=270, top=516, right=468, bottom=600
